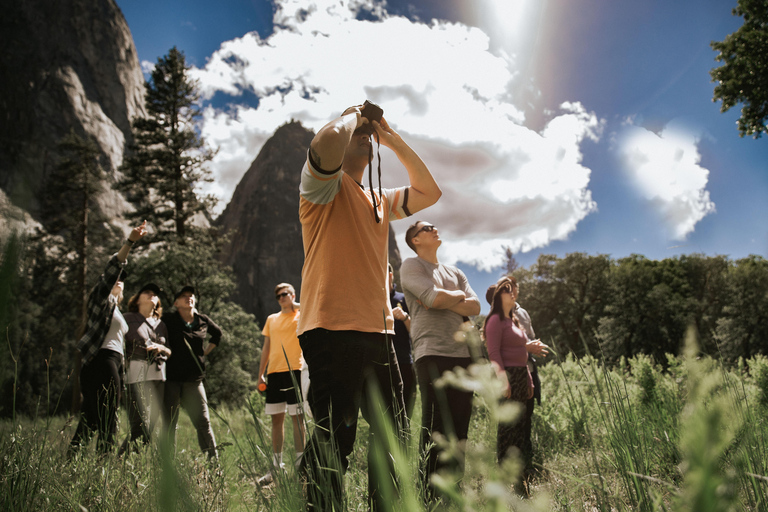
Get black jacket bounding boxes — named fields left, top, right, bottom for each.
left=163, top=311, right=222, bottom=382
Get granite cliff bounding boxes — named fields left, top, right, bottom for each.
left=0, top=0, right=145, bottom=233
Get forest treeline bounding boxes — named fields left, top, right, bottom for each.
left=512, top=252, right=768, bottom=364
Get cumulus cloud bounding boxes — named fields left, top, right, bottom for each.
left=191, top=0, right=602, bottom=269
left=618, top=122, right=715, bottom=240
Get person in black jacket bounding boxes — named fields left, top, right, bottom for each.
left=163, top=286, right=222, bottom=459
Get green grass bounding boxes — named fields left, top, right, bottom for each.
left=1, top=341, right=767, bottom=511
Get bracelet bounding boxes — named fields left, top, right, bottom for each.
left=125, top=238, right=136, bottom=245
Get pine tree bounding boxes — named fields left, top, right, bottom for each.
left=41, top=129, right=118, bottom=414
left=118, top=47, right=217, bottom=242
left=43, top=129, right=108, bottom=332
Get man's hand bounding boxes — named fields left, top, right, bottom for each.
left=341, top=105, right=365, bottom=130
left=371, top=118, right=402, bottom=149
left=392, top=306, right=408, bottom=322
left=526, top=339, right=549, bottom=358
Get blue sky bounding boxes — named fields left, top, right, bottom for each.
left=118, top=0, right=767, bottom=312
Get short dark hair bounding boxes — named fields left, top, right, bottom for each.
left=405, top=221, right=425, bottom=253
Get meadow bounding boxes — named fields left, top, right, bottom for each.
left=2, top=330, right=767, bottom=511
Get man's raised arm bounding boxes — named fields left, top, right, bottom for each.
left=309, top=107, right=364, bottom=171
left=372, top=118, right=441, bottom=213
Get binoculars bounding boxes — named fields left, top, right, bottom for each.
left=354, top=100, right=383, bottom=136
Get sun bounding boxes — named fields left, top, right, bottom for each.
left=473, top=0, right=540, bottom=53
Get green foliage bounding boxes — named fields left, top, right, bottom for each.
left=630, top=354, right=659, bottom=405
left=714, top=256, right=768, bottom=362
left=118, top=47, right=217, bottom=241
left=750, top=355, right=768, bottom=407
left=710, top=0, right=768, bottom=138
left=514, top=253, right=611, bottom=357
left=0, top=233, right=110, bottom=418
left=0, top=130, right=124, bottom=418
left=676, top=330, right=740, bottom=512
left=508, top=252, right=763, bottom=363
left=205, top=301, right=262, bottom=407
left=125, top=236, right=236, bottom=311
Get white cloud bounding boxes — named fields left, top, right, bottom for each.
left=191, top=0, right=602, bottom=270
left=618, top=121, right=715, bottom=239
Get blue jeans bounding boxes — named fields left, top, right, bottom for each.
left=299, top=329, right=406, bottom=512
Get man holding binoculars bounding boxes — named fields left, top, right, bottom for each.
left=297, top=102, right=441, bottom=511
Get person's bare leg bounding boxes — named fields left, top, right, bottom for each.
left=271, top=412, right=286, bottom=462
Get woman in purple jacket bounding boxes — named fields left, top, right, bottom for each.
left=483, top=276, right=548, bottom=469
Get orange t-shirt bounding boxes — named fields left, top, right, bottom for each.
left=262, top=308, right=303, bottom=374
left=298, top=153, right=412, bottom=335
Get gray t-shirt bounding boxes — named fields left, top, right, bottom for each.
left=515, top=304, right=535, bottom=340
left=400, top=257, right=478, bottom=361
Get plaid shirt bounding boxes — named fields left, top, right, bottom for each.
left=76, top=255, right=126, bottom=366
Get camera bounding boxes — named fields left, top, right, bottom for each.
left=354, top=100, right=383, bottom=136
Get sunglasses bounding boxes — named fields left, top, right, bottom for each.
left=276, top=291, right=291, bottom=300
left=414, top=224, right=436, bottom=237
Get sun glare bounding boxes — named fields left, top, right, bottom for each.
left=475, top=0, right=538, bottom=53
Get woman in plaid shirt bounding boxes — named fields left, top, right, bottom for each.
left=69, top=221, right=147, bottom=455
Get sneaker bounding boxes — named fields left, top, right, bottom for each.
left=257, top=463, right=285, bottom=486
left=258, top=471, right=274, bottom=486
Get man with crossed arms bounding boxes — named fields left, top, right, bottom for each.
left=400, top=220, right=481, bottom=504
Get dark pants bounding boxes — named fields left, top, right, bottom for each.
left=70, top=349, right=123, bottom=454
left=399, top=360, right=417, bottom=421
left=299, top=329, right=406, bottom=512
left=522, top=396, right=535, bottom=473
left=497, top=366, right=531, bottom=463
left=164, top=380, right=218, bottom=459
left=414, top=355, right=474, bottom=504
